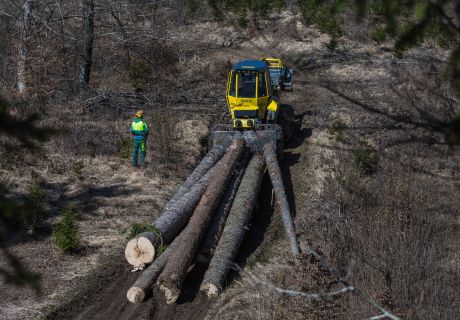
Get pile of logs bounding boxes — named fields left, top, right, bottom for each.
left=125, top=137, right=299, bottom=304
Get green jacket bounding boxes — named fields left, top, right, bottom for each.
left=130, top=118, right=149, bottom=141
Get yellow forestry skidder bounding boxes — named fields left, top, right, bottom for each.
left=211, top=59, right=294, bottom=155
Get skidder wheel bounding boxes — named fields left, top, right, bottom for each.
left=278, top=104, right=295, bottom=143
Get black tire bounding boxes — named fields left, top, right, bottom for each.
left=278, top=104, right=295, bottom=143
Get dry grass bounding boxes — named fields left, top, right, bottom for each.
left=318, top=139, right=459, bottom=318
left=309, top=57, right=460, bottom=319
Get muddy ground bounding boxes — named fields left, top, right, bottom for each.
left=2, top=10, right=459, bottom=320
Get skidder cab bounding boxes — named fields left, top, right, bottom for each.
left=212, top=59, right=294, bottom=155
left=226, top=60, right=280, bottom=129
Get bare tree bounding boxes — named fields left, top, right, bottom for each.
left=16, top=0, right=30, bottom=95
left=79, top=0, right=94, bottom=88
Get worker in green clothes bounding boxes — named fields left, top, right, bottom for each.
left=130, top=110, right=149, bottom=167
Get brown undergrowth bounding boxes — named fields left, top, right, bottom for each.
left=313, top=61, right=460, bottom=319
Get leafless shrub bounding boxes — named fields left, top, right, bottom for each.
left=322, top=142, right=459, bottom=319
left=149, top=109, right=181, bottom=167
left=317, top=73, right=460, bottom=319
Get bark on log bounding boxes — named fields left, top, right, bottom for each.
left=126, top=244, right=173, bottom=303
left=154, top=166, right=219, bottom=244
left=157, top=139, right=245, bottom=304
left=164, top=141, right=229, bottom=211
left=200, top=153, right=265, bottom=298
left=263, top=143, right=300, bottom=255
left=124, top=162, right=219, bottom=266
left=195, top=153, right=249, bottom=264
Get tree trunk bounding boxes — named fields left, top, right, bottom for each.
left=124, top=162, right=219, bottom=266
left=79, top=0, right=94, bottom=87
left=164, top=140, right=229, bottom=211
left=16, top=0, right=30, bottom=94
left=127, top=243, right=174, bottom=304
left=263, top=143, right=300, bottom=255
left=195, top=153, right=249, bottom=264
left=157, top=139, right=245, bottom=304
left=200, top=153, right=265, bottom=298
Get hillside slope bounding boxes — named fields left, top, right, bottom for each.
left=1, top=9, right=459, bottom=320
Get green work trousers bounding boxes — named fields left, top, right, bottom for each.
left=132, top=140, right=146, bottom=166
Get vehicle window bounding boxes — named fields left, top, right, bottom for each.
left=229, top=71, right=236, bottom=96
left=269, top=69, right=281, bottom=79
left=237, top=71, right=256, bottom=98
left=258, top=72, right=267, bottom=97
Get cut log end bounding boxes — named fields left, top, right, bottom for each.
left=127, top=287, right=145, bottom=304
left=159, top=284, right=180, bottom=305
left=200, top=283, right=220, bottom=299
left=124, top=236, right=156, bottom=266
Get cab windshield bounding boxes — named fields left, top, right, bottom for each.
left=237, top=71, right=256, bottom=98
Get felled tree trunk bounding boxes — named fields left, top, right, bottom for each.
left=263, top=143, right=300, bottom=255
left=200, top=153, right=265, bottom=298
left=124, top=162, right=219, bottom=266
left=195, top=153, right=249, bottom=264
left=164, top=141, right=229, bottom=211
left=157, top=139, right=245, bottom=304
left=126, top=244, right=173, bottom=304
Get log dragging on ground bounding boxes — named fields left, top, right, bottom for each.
left=200, top=153, right=265, bottom=299
left=125, top=145, right=231, bottom=267
left=127, top=245, right=172, bottom=304
left=126, top=232, right=179, bottom=303
left=164, top=140, right=229, bottom=210
left=195, top=153, right=249, bottom=264
left=263, top=143, right=300, bottom=256
left=157, top=139, right=245, bottom=304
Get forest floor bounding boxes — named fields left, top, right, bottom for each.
left=1, top=10, right=459, bottom=320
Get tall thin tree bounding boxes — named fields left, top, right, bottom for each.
left=79, top=0, right=94, bottom=88
left=16, top=0, right=30, bottom=95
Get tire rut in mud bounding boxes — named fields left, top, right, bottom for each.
left=47, top=252, right=152, bottom=320
left=149, top=263, right=210, bottom=320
